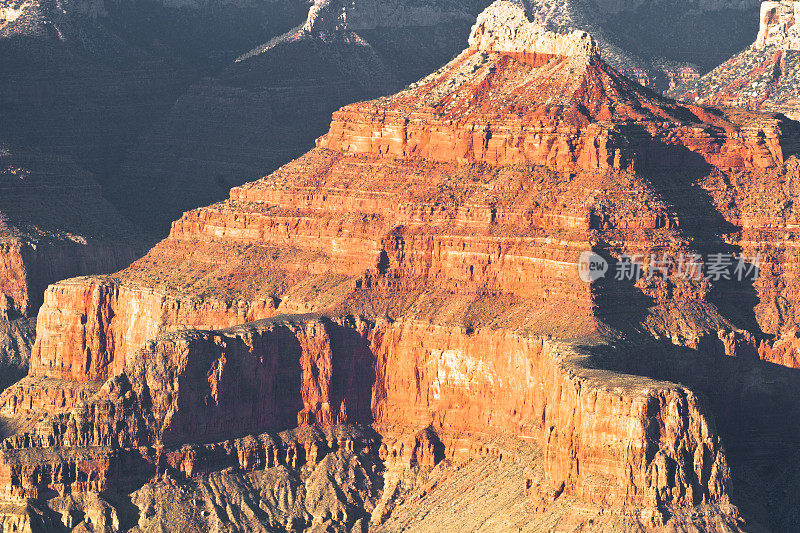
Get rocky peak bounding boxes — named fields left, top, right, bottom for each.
left=755, top=0, right=800, bottom=49
left=302, top=0, right=344, bottom=33
left=468, top=0, right=596, bottom=59
left=300, top=0, right=473, bottom=35
left=668, top=0, right=800, bottom=119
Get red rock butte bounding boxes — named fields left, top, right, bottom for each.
left=4, top=0, right=800, bottom=530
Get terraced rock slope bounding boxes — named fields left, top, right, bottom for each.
left=4, top=0, right=800, bottom=531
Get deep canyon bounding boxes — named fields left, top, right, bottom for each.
left=3, top=0, right=800, bottom=531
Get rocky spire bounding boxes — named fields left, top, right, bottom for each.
left=755, top=0, right=800, bottom=49
left=468, top=0, right=597, bottom=60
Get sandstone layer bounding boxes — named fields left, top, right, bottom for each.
left=4, top=1, right=800, bottom=531
left=0, top=316, right=738, bottom=530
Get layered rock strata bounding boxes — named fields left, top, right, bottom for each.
left=5, top=1, right=800, bottom=530
left=1, top=317, right=731, bottom=527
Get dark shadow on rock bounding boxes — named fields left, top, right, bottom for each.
left=0, top=316, right=34, bottom=393
left=581, top=338, right=800, bottom=530
left=326, top=318, right=377, bottom=427
left=629, top=125, right=764, bottom=336
left=590, top=250, right=657, bottom=341
left=776, top=115, right=800, bottom=161
left=268, top=325, right=307, bottom=433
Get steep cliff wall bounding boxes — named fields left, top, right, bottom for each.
left=1, top=316, right=731, bottom=524
left=0, top=237, right=141, bottom=396
left=371, top=320, right=729, bottom=511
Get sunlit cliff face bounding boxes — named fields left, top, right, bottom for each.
left=2, top=0, right=800, bottom=530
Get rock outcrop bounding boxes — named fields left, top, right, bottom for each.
left=669, top=1, right=800, bottom=120
left=515, top=0, right=761, bottom=92
left=0, top=316, right=733, bottom=529
left=4, top=1, right=800, bottom=531
left=756, top=0, right=800, bottom=49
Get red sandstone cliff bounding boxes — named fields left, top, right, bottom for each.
left=3, top=1, right=800, bottom=531
left=1, top=316, right=732, bottom=528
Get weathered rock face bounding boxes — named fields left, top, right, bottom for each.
left=29, top=277, right=278, bottom=383
left=371, top=320, right=729, bottom=511
left=2, top=316, right=731, bottom=526
left=5, top=1, right=800, bottom=530
left=669, top=1, right=800, bottom=120
left=468, top=2, right=596, bottom=58
left=756, top=1, right=800, bottom=49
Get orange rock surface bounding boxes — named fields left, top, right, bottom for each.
left=5, top=1, right=800, bottom=530
left=2, top=317, right=729, bottom=521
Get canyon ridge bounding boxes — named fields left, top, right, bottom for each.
left=3, top=0, right=800, bottom=532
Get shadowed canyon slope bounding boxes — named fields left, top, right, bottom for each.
left=105, top=0, right=497, bottom=231
left=5, top=0, right=800, bottom=531
left=103, top=0, right=766, bottom=233
left=0, top=0, right=766, bottom=235
left=0, top=145, right=144, bottom=396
